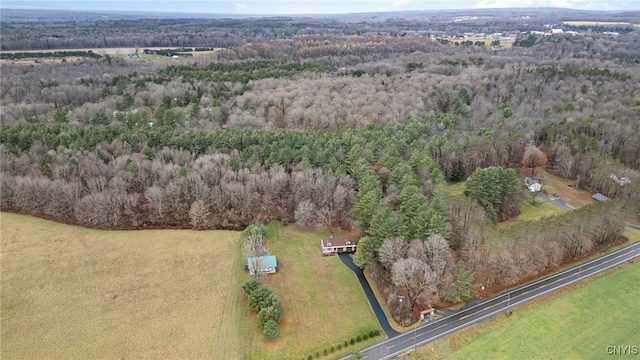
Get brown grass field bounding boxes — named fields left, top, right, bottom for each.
left=0, top=47, right=221, bottom=55
left=533, top=168, right=595, bottom=208
left=0, top=212, right=242, bottom=360
left=0, top=47, right=221, bottom=65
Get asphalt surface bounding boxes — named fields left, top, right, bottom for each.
left=340, top=241, right=640, bottom=360
left=338, top=253, right=400, bottom=338
left=539, top=193, right=573, bottom=210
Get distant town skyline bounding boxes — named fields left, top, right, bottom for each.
left=2, top=0, right=639, bottom=14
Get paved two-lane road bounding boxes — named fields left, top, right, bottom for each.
left=341, top=241, right=640, bottom=359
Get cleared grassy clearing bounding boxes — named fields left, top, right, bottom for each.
left=404, top=261, right=639, bottom=360
left=498, top=197, right=567, bottom=227
left=449, top=179, right=567, bottom=227
left=0, top=212, right=241, bottom=360
left=623, top=227, right=640, bottom=243
left=447, top=181, right=466, bottom=196
left=242, top=223, right=383, bottom=359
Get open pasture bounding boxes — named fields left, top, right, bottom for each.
left=1, top=212, right=241, bottom=359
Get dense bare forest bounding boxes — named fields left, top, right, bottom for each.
left=1, top=9, right=639, bottom=323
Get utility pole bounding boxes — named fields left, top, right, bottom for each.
left=577, top=265, right=581, bottom=286
left=414, top=313, right=424, bottom=352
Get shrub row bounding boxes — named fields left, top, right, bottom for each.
left=242, top=279, right=284, bottom=340
left=303, top=329, right=381, bottom=359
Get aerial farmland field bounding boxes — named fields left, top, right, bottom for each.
left=0, top=212, right=242, bottom=359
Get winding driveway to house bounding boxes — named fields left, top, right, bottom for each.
left=339, top=241, right=640, bottom=360
left=338, top=253, right=400, bottom=339
left=540, top=193, right=640, bottom=231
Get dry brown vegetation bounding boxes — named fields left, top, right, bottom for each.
left=447, top=39, right=513, bottom=48
left=0, top=212, right=243, bottom=359
left=0, top=47, right=221, bottom=55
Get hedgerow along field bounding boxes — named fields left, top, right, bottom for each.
left=0, top=212, right=243, bottom=359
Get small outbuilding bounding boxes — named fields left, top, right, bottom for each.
left=592, top=193, right=610, bottom=201
left=247, top=255, right=278, bottom=275
left=321, top=237, right=358, bottom=256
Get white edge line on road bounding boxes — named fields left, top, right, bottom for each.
left=339, top=243, right=639, bottom=360
left=379, top=252, right=638, bottom=359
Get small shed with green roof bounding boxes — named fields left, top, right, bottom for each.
left=247, top=255, right=278, bottom=275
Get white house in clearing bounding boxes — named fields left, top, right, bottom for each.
left=524, top=177, right=541, bottom=192
left=320, top=237, right=358, bottom=256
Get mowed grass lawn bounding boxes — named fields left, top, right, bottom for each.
left=449, top=180, right=567, bottom=227
left=498, top=197, right=567, bottom=227
left=0, top=212, right=243, bottom=360
left=447, top=262, right=640, bottom=360
left=241, top=223, right=383, bottom=359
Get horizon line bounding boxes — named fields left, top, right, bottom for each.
left=1, top=5, right=639, bottom=16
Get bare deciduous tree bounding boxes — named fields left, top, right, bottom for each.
left=242, top=234, right=268, bottom=258
left=294, top=200, right=316, bottom=228
left=378, top=237, right=408, bottom=268
left=189, top=199, right=210, bottom=229
left=391, top=257, right=437, bottom=313
left=243, top=233, right=268, bottom=279
left=555, top=144, right=574, bottom=179
left=145, top=186, right=166, bottom=220
left=523, top=146, right=547, bottom=176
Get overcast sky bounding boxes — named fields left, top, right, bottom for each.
left=2, top=0, right=639, bottom=14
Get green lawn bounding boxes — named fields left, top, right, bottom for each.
left=408, top=262, right=640, bottom=360
left=447, top=181, right=466, bottom=196
left=498, top=196, right=568, bottom=227
left=449, top=180, right=567, bottom=227
left=239, top=223, right=383, bottom=360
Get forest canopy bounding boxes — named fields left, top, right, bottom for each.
left=2, top=10, right=639, bottom=322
